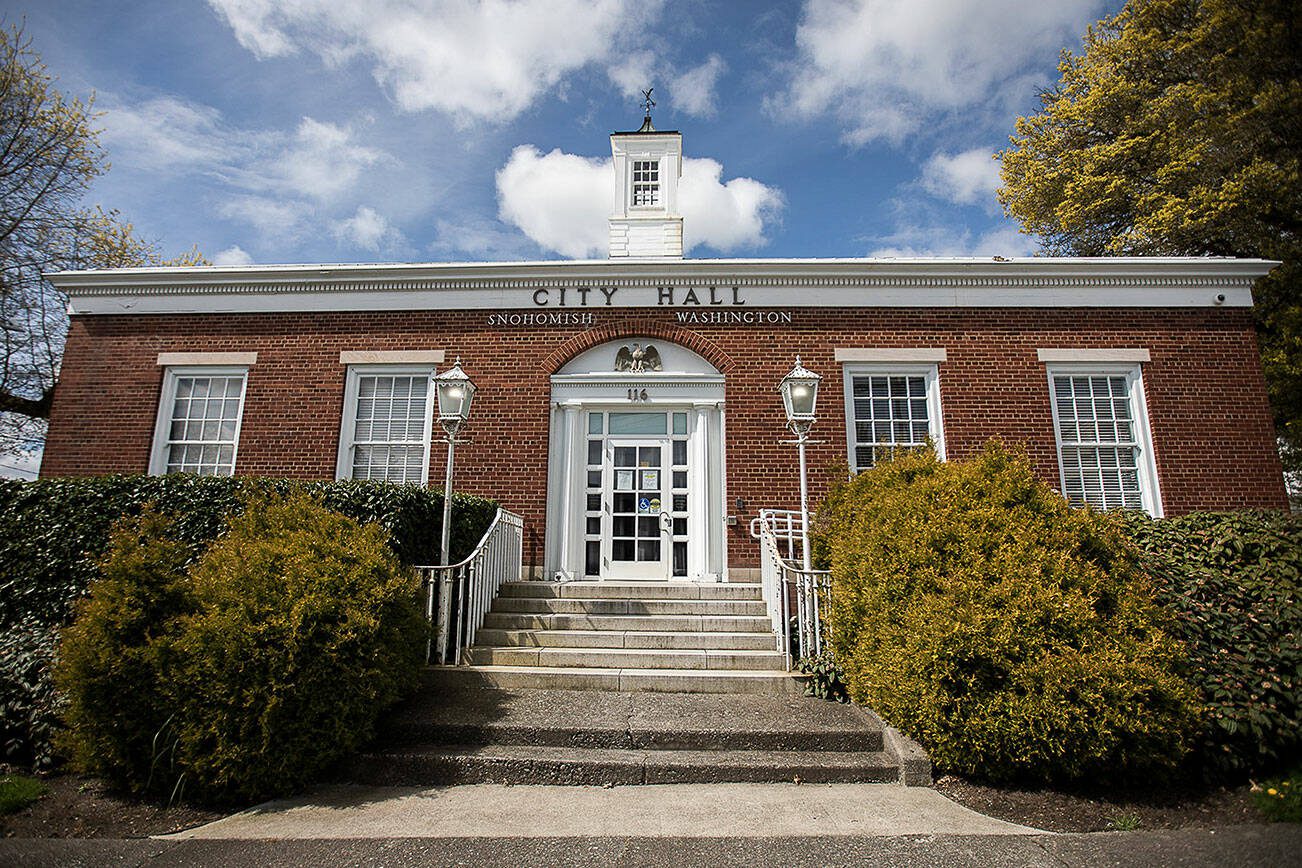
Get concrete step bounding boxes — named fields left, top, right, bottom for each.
left=474, top=628, right=778, bottom=651
left=480, top=612, right=773, bottom=633
left=346, top=744, right=901, bottom=787
left=425, top=664, right=808, bottom=695
left=465, top=646, right=786, bottom=671
left=498, top=581, right=763, bottom=601
left=489, top=597, right=768, bottom=617
left=380, top=687, right=886, bottom=753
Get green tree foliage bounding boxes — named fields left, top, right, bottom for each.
left=0, top=25, right=205, bottom=453
left=817, top=444, right=1199, bottom=785
left=998, top=0, right=1301, bottom=472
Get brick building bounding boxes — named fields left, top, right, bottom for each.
left=43, top=120, right=1286, bottom=582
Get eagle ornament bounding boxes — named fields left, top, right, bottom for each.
left=615, top=343, right=663, bottom=373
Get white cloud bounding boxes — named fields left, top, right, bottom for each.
left=217, top=195, right=311, bottom=239
left=919, top=148, right=1001, bottom=206
left=103, top=93, right=395, bottom=241
left=495, top=145, right=783, bottom=258
left=212, top=244, right=254, bottom=266
left=867, top=223, right=1036, bottom=258
left=608, top=50, right=657, bottom=101
left=776, top=0, right=1107, bottom=145
left=207, top=0, right=666, bottom=124
left=331, top=206, right=404, bottom=252
left=430, top=217, right=539, bottom=261
left=671, top=55, right=726, bottom=118
left=0, top=442, right=41, bottom=480
left=277, top=118, right=389, bottom=202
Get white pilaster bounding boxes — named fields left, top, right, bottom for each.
left=688, top=404, right=712, bottom=581
left=555, top=405, right=582, bottom=580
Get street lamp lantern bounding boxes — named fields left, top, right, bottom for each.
left=778, top=356, right=820, bottom=574
left=780, top=356, right=822, bottom=436
left=435, top=357, right=477, bottom=436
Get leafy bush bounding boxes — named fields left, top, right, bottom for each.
left=0, top=475, right=498, bottom=630
left=1118, top=510, right=1302, bottom=777
left=0, top=618, right=64, bottom=771
left=817, top=443, right=1199, bottom=785
left=0, top=475, right=493, bottom=774
left=795, top=651, right=849, bottom=703
left=55, top=509, right=197, bottom=795
left=56, top=496, right=426, bottom=804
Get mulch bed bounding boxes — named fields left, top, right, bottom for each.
left=0, top=773, right=223, bottom=839
left=934, top=774, right=1262, bottom=833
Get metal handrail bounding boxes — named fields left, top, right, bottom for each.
left=750, top=508, right=831, bottom=669
left=414, top=507, right=524, bottom=664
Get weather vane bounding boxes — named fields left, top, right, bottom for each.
left=640, top=87, right=655, bottom=119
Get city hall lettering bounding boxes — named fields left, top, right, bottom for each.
left=530, top=285, right=748, bottom=307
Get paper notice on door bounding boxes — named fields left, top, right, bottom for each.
left=616, top=470, right=634, bottom=490
left=640, top=469, right=659, bottom=490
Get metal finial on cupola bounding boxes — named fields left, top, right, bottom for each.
left=637, top=87, right=656, bottom=132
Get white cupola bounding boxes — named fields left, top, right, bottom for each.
left=609, top=90, right=683, bottom=259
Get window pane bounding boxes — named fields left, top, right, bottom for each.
left=588, top=413, right=603, bottom=434
left=848, top=370, right=933, bottom=471
left=347, top=372, right=432, bottom=482
left=1052, top=373, right=1144, bottom=510
left=609, top=412, right=667, bottom=435
left=163, top=373, right=245, bottom=476
left=672, top=413, right=688, bottom=435
left=587, top=440, right=602, bottom=466
left=672, top=440, right=687, bottom=466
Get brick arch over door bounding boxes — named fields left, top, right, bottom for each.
left=541, top=323, right=735, bottom=375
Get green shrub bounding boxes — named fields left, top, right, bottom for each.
left=0, top=618, right=64, bottom=771
left=55, top=509, right=197, bottom=795
left=55, top=495, right=425, bottom=805
left=0, top=773, right=47, bottom=815
left=795, top=651, right=849, bottom=703
left=1, top=475, right=493, bottom=774
left=817, top=443, right=1199, bottom=785
left=0, top=475, right=497, bottom=630
left=169, top=495, right=425, bottom=803
left=1117, top=510, right=1302, bottom=777
left=1254, top=769, right=1302, bottom=823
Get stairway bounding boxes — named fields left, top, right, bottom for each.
left=427, top=580, right=803, bottom=695
left=365, top=580, right=932, bottom=788
left=347, top=685, right=931, bottom=787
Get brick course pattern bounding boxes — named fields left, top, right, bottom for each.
left=43, top=306, right=1287, bottom=571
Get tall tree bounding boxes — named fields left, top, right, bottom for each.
left=0, top=25, right=204, bottom=455
left=998, top=0, right=1302, bottom=476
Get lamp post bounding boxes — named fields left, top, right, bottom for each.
left=779, top=356, right=821, bottom=573
left=434, top=357, right=477, bottom=569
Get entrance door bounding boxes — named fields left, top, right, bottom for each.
left=605, top=438, right=670, bottom=579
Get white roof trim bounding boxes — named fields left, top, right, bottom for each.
left=835, top=348, right=948, bottom=363
left=50, top=256, right=1278, bottom=316
left=1037, top=349, right=1152, bottom=363
left=338, top=350, right=445, bottom=365
left=156, top=351, right=257, bottom=366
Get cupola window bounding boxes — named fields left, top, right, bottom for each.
left=632, top=159, right=660, bottom=206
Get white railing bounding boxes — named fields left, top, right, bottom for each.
left=750, top=508, right=831, bottom=670
left=416, top=507, right=524, bottom=664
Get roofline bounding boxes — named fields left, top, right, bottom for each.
left=46, top=256, right=1281, bottom=292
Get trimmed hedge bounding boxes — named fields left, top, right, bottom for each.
left=0, top=475, right=497, bottom=773
left=817, top=443, right=1200, bottom=785
left=57, top=497, right=425, bottom=803
left=1117, top=510, right=1302, bottom=777
left=0, top=475, right=498, bottom=630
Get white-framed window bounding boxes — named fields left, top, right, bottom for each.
left=1046, top=364, right=1161, bottom=514
left=149, top=366, right=248, bottom=476
left=842, top=364, right=945, bottom=473
left=336, top=366, right=435, bottom=484
left=632, top=158, right=660, bottom=206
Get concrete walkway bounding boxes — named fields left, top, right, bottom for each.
left=165, top=782, right=1039, bottom=840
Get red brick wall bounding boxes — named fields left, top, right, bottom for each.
left=43, top=306, right=1288, bottom=570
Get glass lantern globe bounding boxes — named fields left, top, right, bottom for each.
left=434, top=357, right=476, bottom=434
left=779, top=356, right=821, bottom=425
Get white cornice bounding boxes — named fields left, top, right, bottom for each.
left=48, top=256, right=1278, bottom=315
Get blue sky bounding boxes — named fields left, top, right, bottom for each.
left=9, top=0, right=1127, bottom=268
